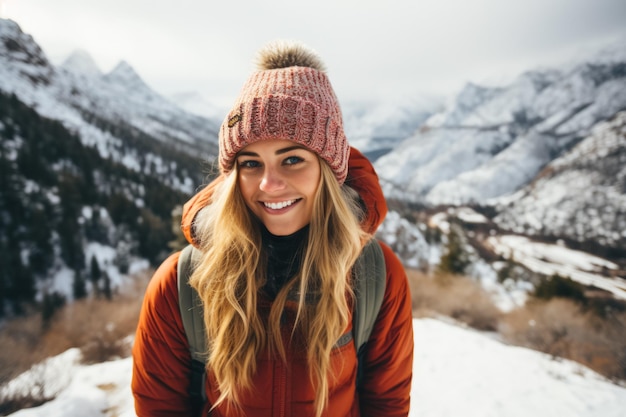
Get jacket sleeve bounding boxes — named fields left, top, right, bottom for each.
left=359, top=241, right=414, bottom=417
left=132, top=252, right=195, bottom=416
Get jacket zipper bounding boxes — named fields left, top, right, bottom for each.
left=278, top=313, right=289, bottom=417
left=279, top=360, right=287, bottom=417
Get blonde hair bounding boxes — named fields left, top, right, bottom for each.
left=190, top=160, right=369, bottom=416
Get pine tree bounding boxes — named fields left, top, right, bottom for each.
left=41, top=291, right=66, bottom=329
left=89, top=255, right=102, bottom=297
left=73, top=268, right=87, bottom=300
left=114, top=240, right=132, bottom=274
left=102, top=270, right=112, bottom=301
left=438, top=224, right=470, bottom=275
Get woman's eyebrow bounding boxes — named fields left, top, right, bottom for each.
left=275, top=145, right=306, bottom=155
left=237, top=145, right=307, bottom=158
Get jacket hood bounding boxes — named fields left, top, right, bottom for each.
left=181, top=147, right=387, bottom=247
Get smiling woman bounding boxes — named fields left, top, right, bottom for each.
left=131, top=40, right=414, bottom=417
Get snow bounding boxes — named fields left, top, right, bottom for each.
left=487, top=235, right=626, bottom=300
left=451, top=207, right=489, bottom=224
left=411, top=319, right=626, bottom=417
left=4, top=318, right=626, bottom=417
left=3, top=349, right=136, bottom=417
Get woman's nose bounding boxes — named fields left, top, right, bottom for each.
left=259, top=167, right=286, bottom=192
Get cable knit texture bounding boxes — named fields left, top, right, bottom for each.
left=218, top=44, right=349, bottom=184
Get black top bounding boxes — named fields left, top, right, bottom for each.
left=261, top=225, right=308, bottom=299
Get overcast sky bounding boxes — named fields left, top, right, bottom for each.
left=3, top=0, right=626, bottom=107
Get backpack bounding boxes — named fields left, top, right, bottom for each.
left=177, top=239, right=386, bottom=412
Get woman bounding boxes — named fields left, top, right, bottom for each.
left=132, top=41, right=413, bottom=417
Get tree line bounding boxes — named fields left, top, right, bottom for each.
left=0, top=91, right=210, bottom=317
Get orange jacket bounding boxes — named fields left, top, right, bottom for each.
left=132, top=148, right=414, bottom=416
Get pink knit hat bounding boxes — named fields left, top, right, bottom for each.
left=219, top=41, right=349, bottom=184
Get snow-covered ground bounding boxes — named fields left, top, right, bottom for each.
left=4, top=318, right=626, bottom=417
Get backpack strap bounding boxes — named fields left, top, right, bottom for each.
left=352, top=239, right=386, bottom=388
left=177, top=244, right=207, bottom=415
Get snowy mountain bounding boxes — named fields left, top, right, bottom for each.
left=0, top=19, right=220, bottom=166
left=375, top=40, right=626, bottom=206
left=0, top=18, right=223, bottom=314
left=3, top=318, right=626, bottom=417
left=371, top=39, right=626, bottom=271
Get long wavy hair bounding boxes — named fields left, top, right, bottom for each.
left=189, top=159, right=369, bottom=416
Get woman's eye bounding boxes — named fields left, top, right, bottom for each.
left=284, top=156, right=304, bottom=165
left=238, top=160, right=261, bottom=169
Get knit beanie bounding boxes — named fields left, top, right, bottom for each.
left=219, top=41, right=349, bottom=184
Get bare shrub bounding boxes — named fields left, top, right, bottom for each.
left=0, top=314, right=66, bottom=385
left=0, top=269, right=150, bottom=393
left=585, top=310, right=626, bottom=380
left=499, top=298, right=625, bottom=379
left=407, top=269, right=446, bottom=318
left=407, top=269, right=501, bottom=331
left=48, top=281, right=146, bottom=364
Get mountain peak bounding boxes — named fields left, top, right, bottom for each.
left=60, top=49, right=102, bottom=78
left=0, top=18, right=21, bottom=37
left=0, top=18, right=51, bottom=69
left=104, top=60, right=147, bottom=89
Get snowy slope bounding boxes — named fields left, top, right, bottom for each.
left=168, top=91, right=227, bottom=120
left=3, top=318, right=626, bottom=417
left=341, top=96, right=442, bottom=160
left=494, top=111, right=626, bottom=249
left=487, top=235, right=626, bottom=300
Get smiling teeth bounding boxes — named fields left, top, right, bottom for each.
left=264, top=200, right=297, bottom=210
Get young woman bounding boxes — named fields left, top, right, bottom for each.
left=131, top=41, right=414, bottom=417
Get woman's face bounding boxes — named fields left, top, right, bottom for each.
left=236, top=139, right=321, bottom=236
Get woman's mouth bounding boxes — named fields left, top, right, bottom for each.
left=263, top=199, right=299, bottom=210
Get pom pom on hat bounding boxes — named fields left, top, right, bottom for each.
left=218, top=40, right=349, bottom=184
left=255, top=40, right=326, bottom=72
